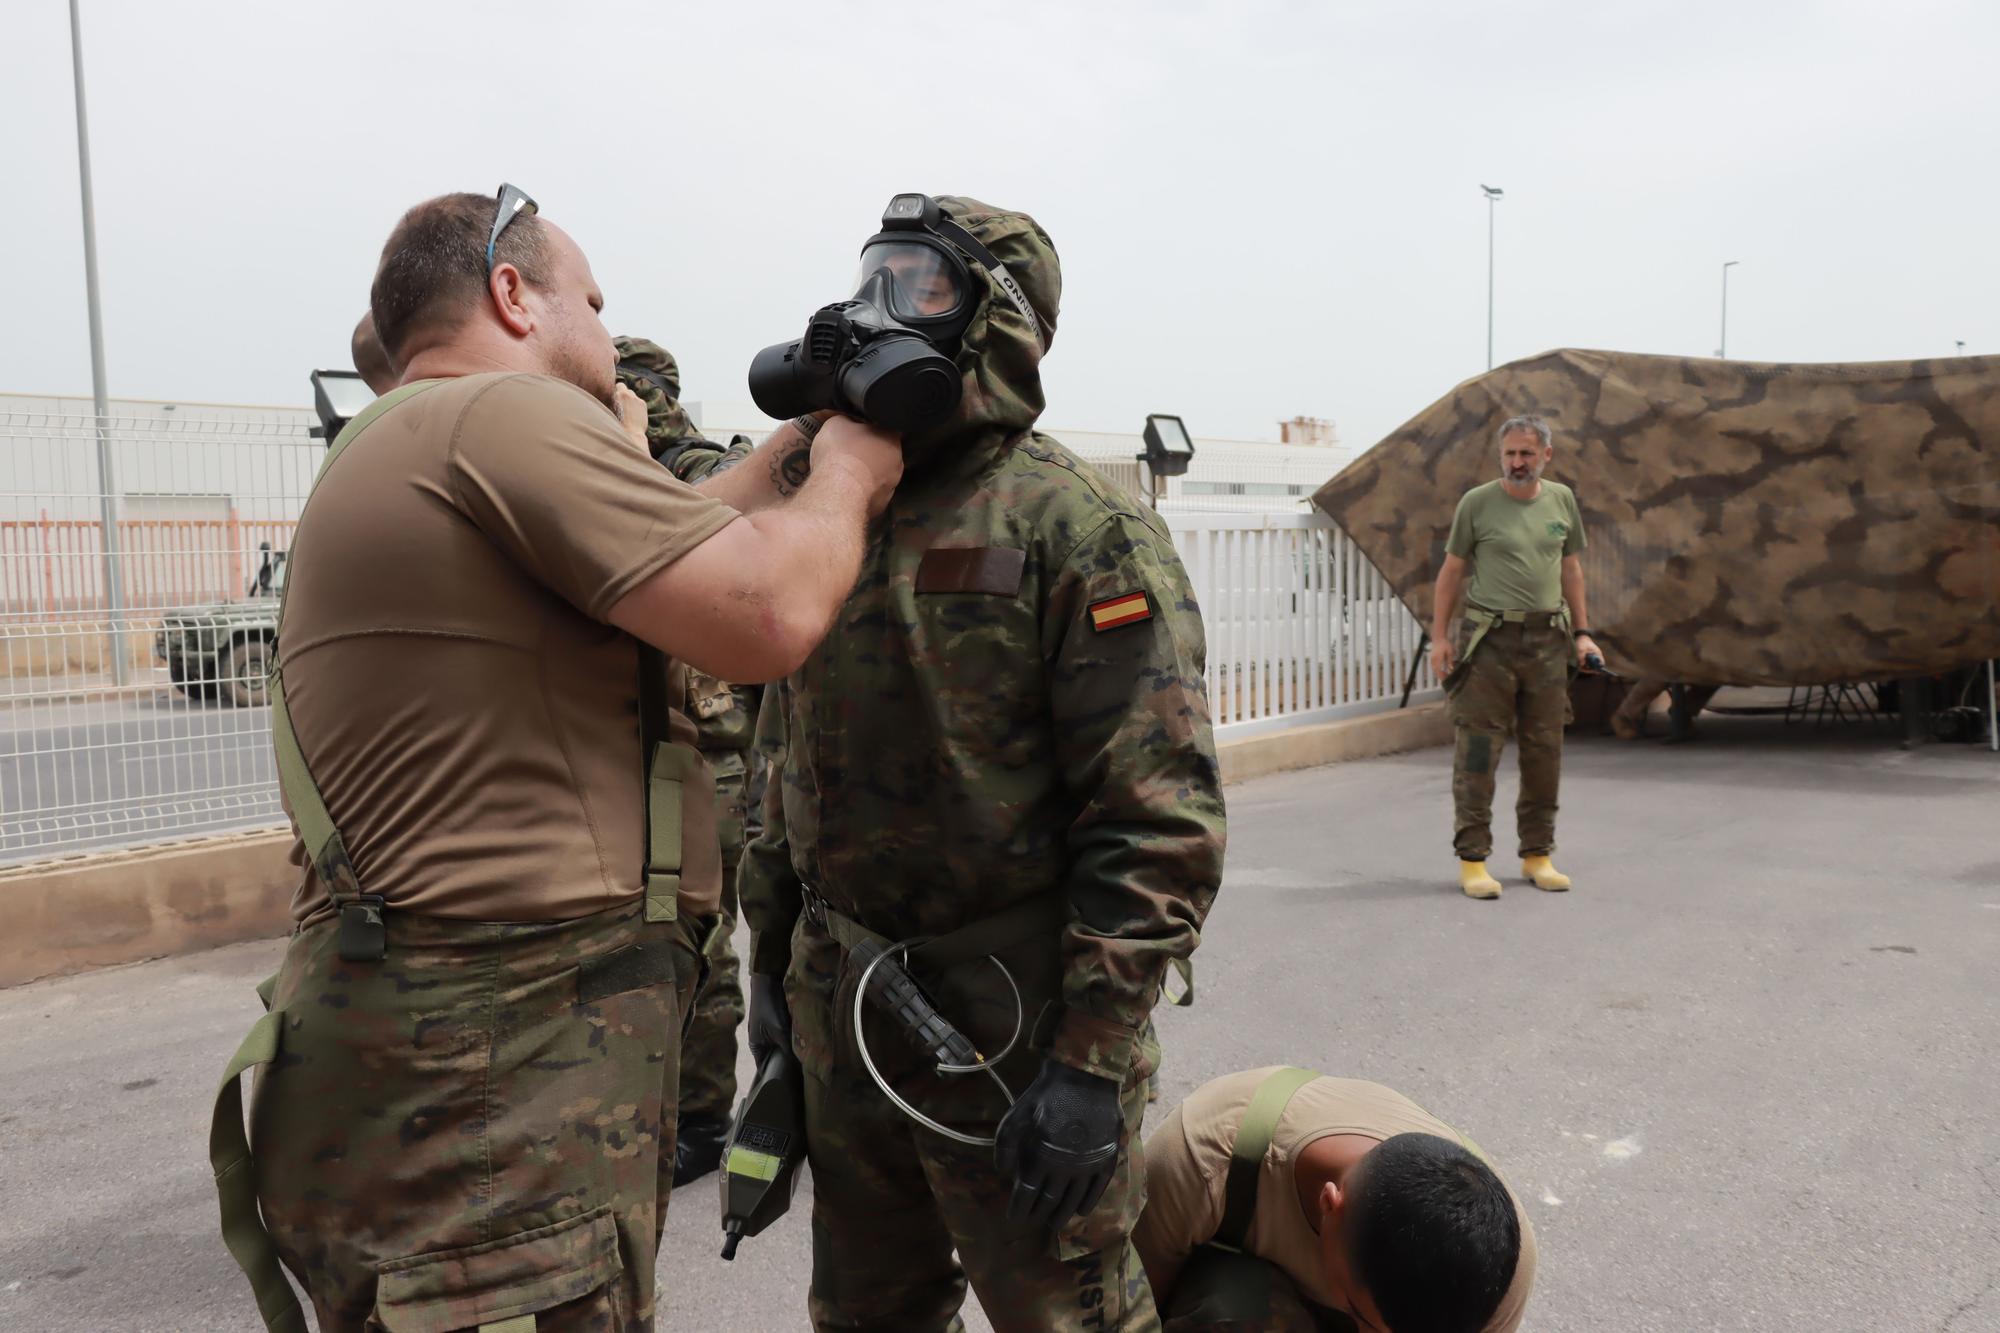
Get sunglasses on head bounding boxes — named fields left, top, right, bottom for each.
left=485, top=183, right=538, bottom=273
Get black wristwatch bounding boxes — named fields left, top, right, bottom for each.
left=1572, top=628, right=1594, bottom=639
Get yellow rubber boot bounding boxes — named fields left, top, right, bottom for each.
left=1459, top=860, right=1502, bottom=899
left=1522, top=856, right=1571, bottom=892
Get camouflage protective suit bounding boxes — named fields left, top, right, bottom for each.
left=612, top=334, right=697, bottom=456
left=739, top=198, right=1227, bottom=1332
left=614, top=335, right=761, bottom=1129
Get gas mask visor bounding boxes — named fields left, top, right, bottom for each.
left=851, top=240, right=972, bottom=328
left=862, top=193, right=1046, bottom=350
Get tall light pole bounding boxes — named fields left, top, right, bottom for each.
left=70, top=0, right=127, bottom=684
left=1716, top=260, right=1739, bottom=359
left=1481, top=184, right=1503, bottom=369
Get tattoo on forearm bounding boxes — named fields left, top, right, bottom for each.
left=771, top=444, right=812, bottom=497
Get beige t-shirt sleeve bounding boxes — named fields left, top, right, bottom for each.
left=445, top=373, right=739, bottom=620
left=1133, top=1104, right=1228, bottom=1298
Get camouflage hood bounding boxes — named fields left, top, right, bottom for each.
left=901, top=195, right=1062, bottom=469
left=613, top=335, right=698, bottom=456
left=1313, top=348, right=2000, bottom=686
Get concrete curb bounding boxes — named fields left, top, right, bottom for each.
left=1, top=706, right=1452, bottom=988
left=1217, top=701, right=1451, bottom=784
left=0, top=829, right=294, bottom=988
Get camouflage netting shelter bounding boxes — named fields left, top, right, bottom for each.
left=1312, top=349, right=2000, bottom=686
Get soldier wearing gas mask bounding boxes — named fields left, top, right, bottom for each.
left=738, top=195, right=1226, bottom=1330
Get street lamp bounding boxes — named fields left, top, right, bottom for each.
left=1717, top=260, right=1739, bottom=358
left=70, top=0, right=128, bottom=685
left=1481, top=184, right=1504, bottom=369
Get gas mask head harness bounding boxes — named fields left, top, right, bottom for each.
left=747, top=193, right=1045, bottom=434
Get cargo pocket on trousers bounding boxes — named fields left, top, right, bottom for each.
left=1443, top=616, right=1479, bottom=699
left=368, top=1206, right=626, bottom=1333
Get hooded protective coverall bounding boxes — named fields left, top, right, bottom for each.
left=740, top=196, right=1227, bottom=1332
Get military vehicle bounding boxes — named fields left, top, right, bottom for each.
left=155, top=543, right=283, bottom=707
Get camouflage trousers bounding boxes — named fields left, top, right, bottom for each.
left=248, top=902, right=698, bottom=1332
left=1447, top=618, right=1572, bottom=861
left=676, top=857, right=743, bottom=1124
left=803, top=1057, right=1157, bottom=1332
left=1159, top=1249, right=1355, bottom=1332
left=677, top=761, right=752, bottom=1126
left=777, top=902, right=1159, bottom=1330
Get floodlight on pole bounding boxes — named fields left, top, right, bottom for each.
left=1481, top=185, right=1504, bottom=370
left=1137, top=414, right=1195, bottom=511
left=1717, top=260, right=1739, bottom=358
left=310, top=370, right=378, bottom=443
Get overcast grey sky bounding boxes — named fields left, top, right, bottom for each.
left=4, top=0, right=1995, bottom=450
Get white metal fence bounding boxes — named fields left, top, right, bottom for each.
left=1, top=408, right=317, bottom=863
left=1168, top=511, right=1436, bottom=740
left=1, top=408, right=1422, bottom=865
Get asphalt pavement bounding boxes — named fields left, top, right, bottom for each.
left=2, top=717, right=1998, bottom=1331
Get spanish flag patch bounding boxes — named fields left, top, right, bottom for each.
left=1088, top=591, right=1152, bottom=632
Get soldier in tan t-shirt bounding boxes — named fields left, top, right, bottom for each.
left=1137, top=1068, right=1536, bottom=1332
left=216, top=188, right=904, bottom=1333
left=277, top=366, right=741, bottom=926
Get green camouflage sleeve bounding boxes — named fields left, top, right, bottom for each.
left=738, top=681, right=802, bottom=977
left=659, top=436, right=754, bottom=485
left=1040, top=510, right=1225, bottom=1083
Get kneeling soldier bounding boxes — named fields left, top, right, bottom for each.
left=1136, top=1068, right=1536, bottom=1332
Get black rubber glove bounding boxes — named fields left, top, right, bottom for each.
left=746, top=973, right=793, bottom=1068
left=993, top=1058, right=1124, bottom=1226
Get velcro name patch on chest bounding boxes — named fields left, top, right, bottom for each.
left=916, top=546, right=1026, bottom=596
left=1088, top=592, right=1152, bottom=632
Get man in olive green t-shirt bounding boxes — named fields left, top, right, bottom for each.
left=1428, top=415, right=1601, bottom=899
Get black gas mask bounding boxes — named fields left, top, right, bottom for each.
left=747, top=193, right=1044, bottom=434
